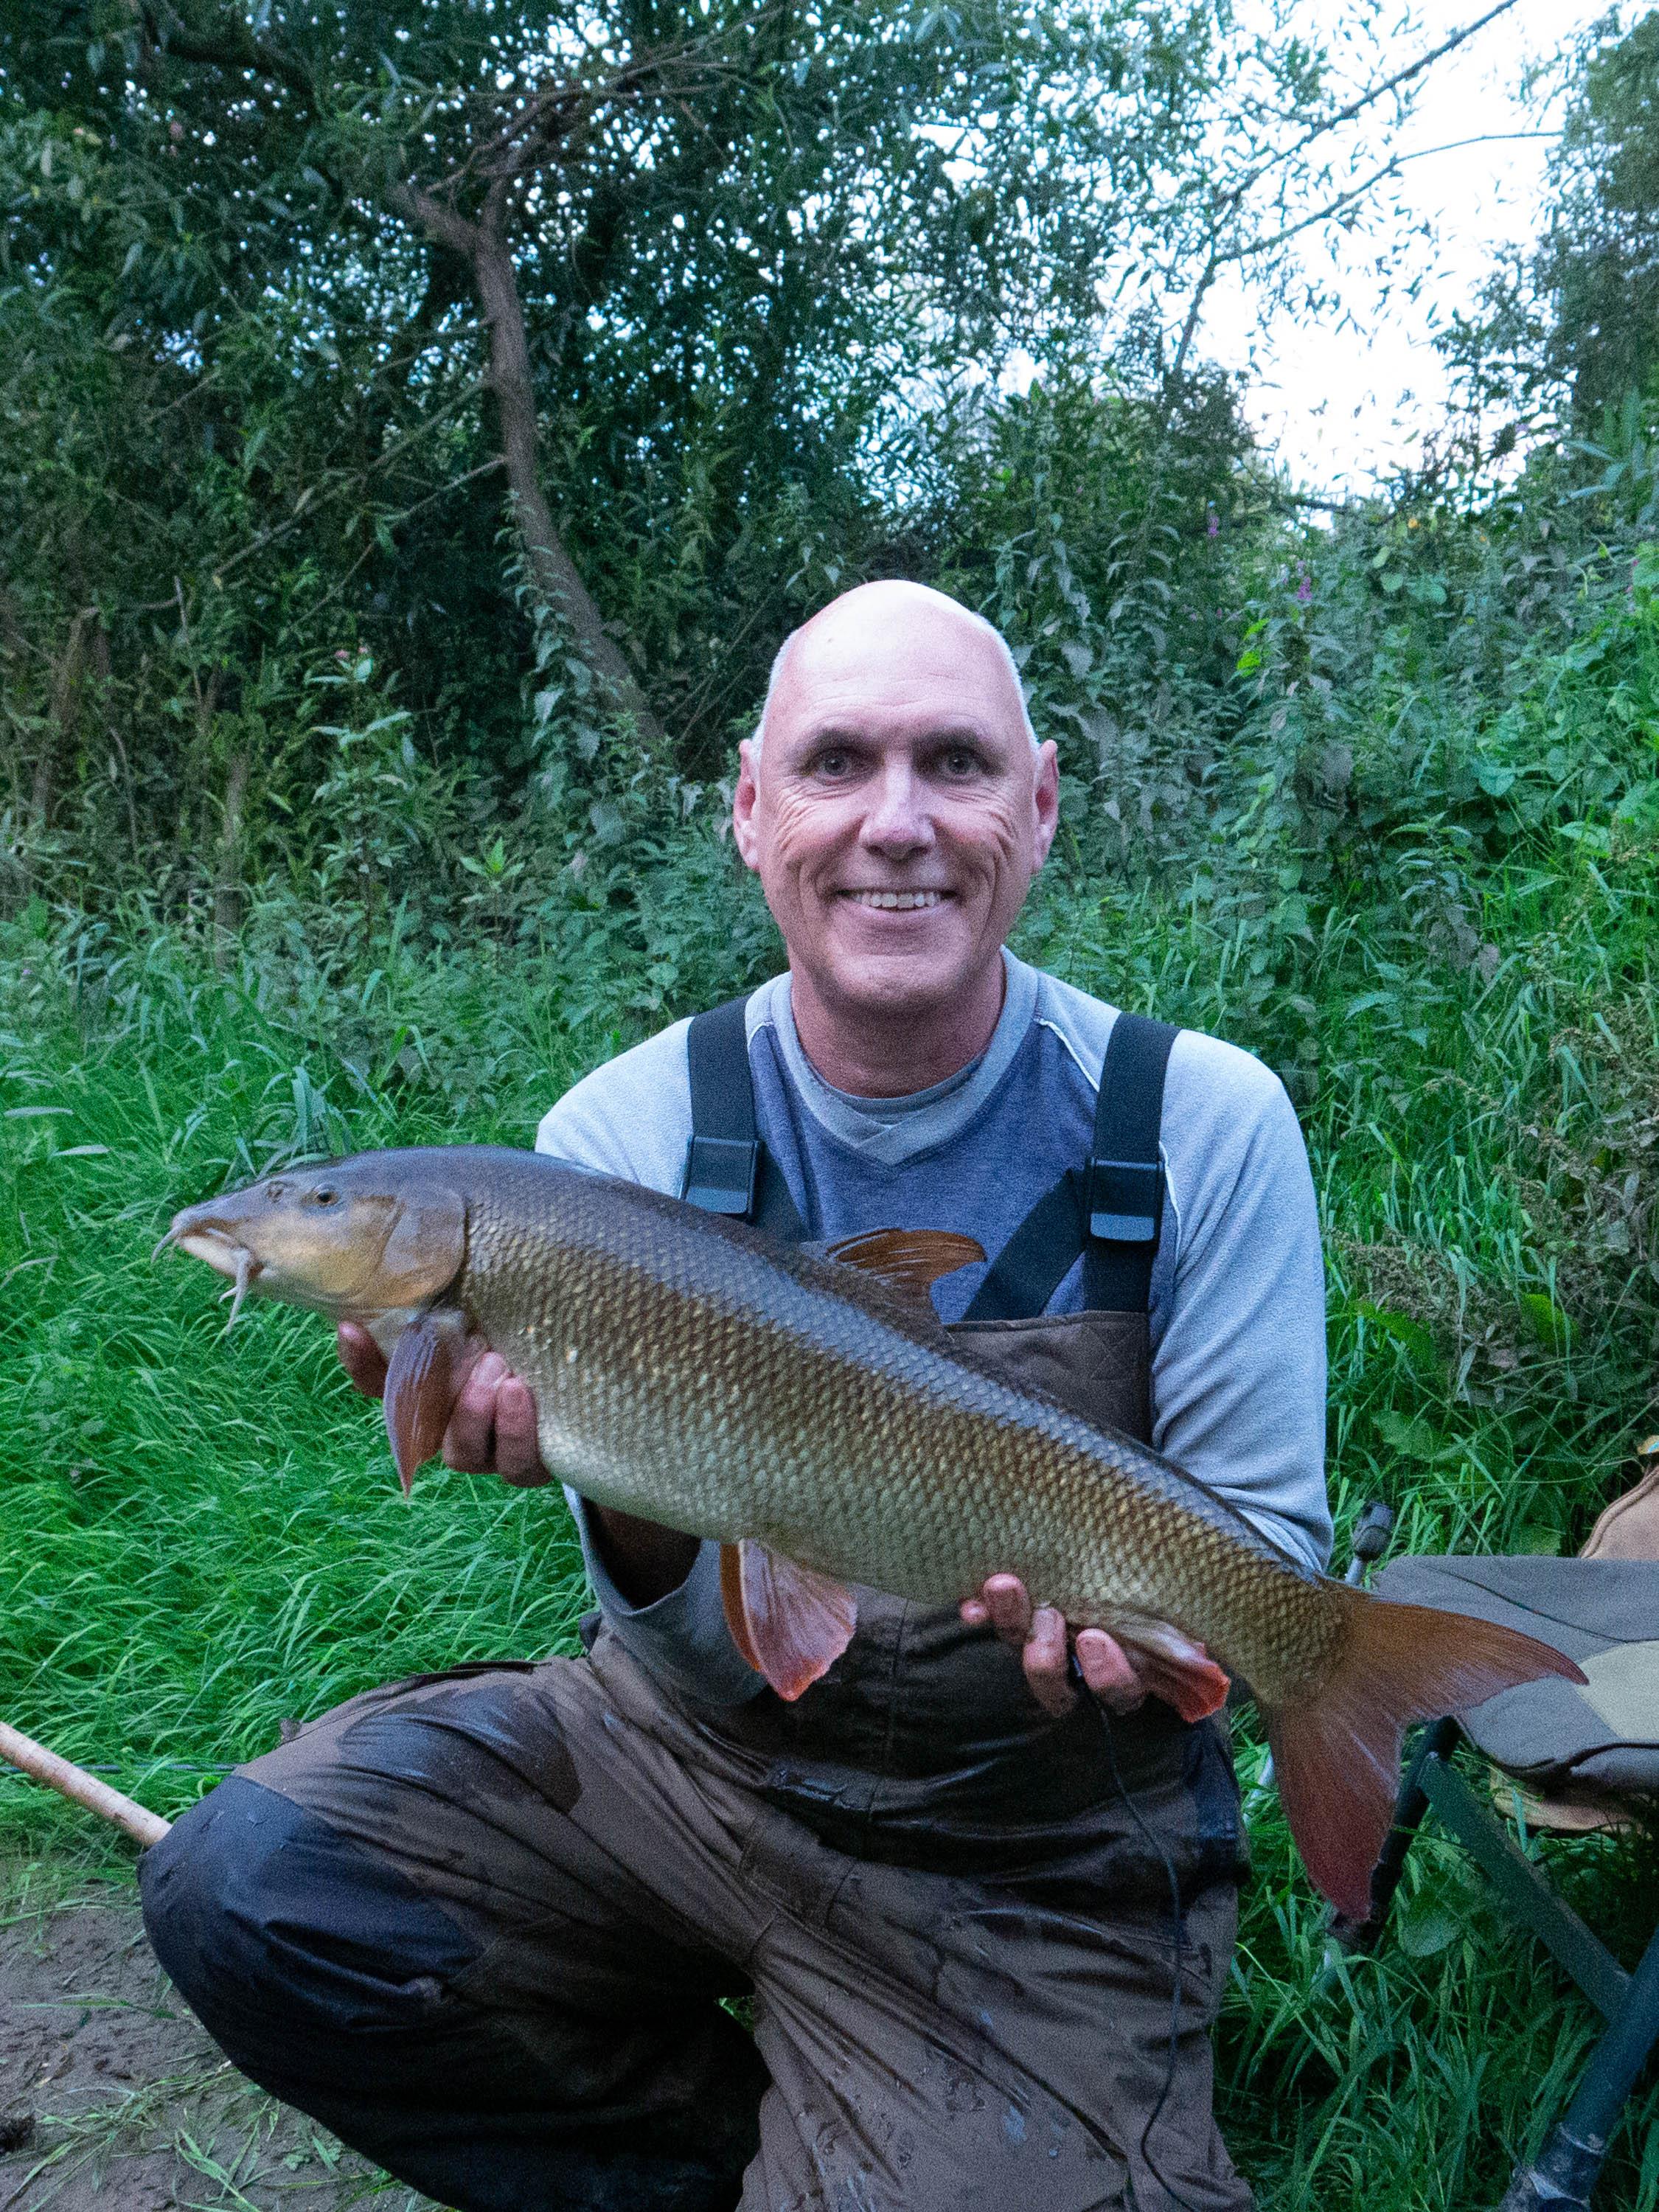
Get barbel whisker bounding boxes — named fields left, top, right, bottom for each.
left=221, top=1248, right=257, bottom=1333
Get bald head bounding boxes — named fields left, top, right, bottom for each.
left=751, top=582, right=1037, bottom=759
left=730, top=577, right=1060, bottom=1097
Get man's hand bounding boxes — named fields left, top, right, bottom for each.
left=335, top=1325, right=693, bottom=1601
left=961, top=1574, right=1150, bottom=1718
left=336, top=1322, right=553, bottom=1487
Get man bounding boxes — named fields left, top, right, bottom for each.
left=142, top=581, right=1329, bottom=2211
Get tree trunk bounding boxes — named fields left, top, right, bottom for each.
left=392, top=187, right=661, bottom=745
left=213, top=747, right=249, bottom=968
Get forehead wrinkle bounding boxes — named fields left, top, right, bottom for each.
left=752, top=588, right=1038, bottom=759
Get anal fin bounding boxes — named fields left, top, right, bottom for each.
left=1127, top=1648, right=1232, bottom=1722
left=720, top=1539, right=856, bottom=1700
left=1115, top=1621, right=1232, bottom=1722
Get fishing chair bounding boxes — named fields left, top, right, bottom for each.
left=1332, top=1527, right=1659, bottom=2212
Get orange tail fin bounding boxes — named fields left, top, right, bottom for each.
left=1265, top=1590, right=1585, bottom=1920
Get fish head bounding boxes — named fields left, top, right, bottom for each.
left=161, top=1154, right=467, bottom=1322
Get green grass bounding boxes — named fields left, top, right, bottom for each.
left=0, top=919, right=599, bottom=1838
left=1, top=824, right=1658, bottom=2208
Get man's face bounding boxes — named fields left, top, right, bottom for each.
left=732, top=588, right=1059, bottom=1043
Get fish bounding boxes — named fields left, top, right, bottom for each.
left=161, top=1144, right=1584, bottom=1918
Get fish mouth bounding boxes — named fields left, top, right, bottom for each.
left=154, top=1220, right=264, bottom=1329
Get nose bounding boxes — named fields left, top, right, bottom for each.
left=859, top=756, right=934, bottom=859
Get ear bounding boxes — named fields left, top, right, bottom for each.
left=1032, top=739, right=1060, bottom=870
left=375, top=1188, right=467, bottom=1309
left=732, top=739, right=762, bottom=873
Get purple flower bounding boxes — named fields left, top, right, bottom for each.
left=1295, top=571, right=1312, bottom=605
left=1206, top=509, right=1220, bottom=538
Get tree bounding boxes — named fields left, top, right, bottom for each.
left=1442, top=9, right=1659, bottom=438
left=2, top=0, right=1544, bottom=910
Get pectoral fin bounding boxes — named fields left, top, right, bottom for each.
left=383, top=1316, right=469, bottom=1495
left=720, top=1540, right=857, bottom=1700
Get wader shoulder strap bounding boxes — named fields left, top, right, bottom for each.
left=681, top=996, right=807, bottom=1242
left=960, top=1011, right=1178, bottom=1321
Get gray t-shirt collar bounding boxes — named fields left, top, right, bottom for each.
left=752, top=948, right=1040, bottom=1166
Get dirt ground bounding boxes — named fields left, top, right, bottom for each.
left=0, top=1861, right=440, bottom=2212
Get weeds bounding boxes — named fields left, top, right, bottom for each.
left=4, top=487, right=1659, bottom=2203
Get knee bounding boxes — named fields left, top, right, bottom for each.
left=141, top=1777, right=296, bottom=2034
left=141, top=1775, right=475, bottom=2071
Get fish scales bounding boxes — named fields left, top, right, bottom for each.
left=161, top=1142, right=1588, bottom=1919
left=456, top=1158, right=1344, bottom=1706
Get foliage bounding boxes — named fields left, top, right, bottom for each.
left=3, top=608, right=1659, bottom=2197
left=1444, top=7, right=1659, bottom=441
left=5, top=4, right=1659, bottom=2205
left=2, top=0, right=1526, bottom=914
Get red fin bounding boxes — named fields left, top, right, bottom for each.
left=821, top=1228, right=984, bottom=1301
left=383, top=1319, right=466, bottom=1495
left=726, top=1540, right=856, bottom=1700
left=720, top=1543, right=762, bottom=1674
left=1130, top=1649, right=1232, bottom=1722
left=1267, top=1590, right=1586, bottom=1920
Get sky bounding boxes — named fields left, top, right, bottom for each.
left=1197, top=0, right=1611, bottom=495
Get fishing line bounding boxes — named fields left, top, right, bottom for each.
left=1078, top=1662, right=1204, bottom=2212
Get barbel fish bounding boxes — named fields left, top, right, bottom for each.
left=161, top=1145, right=1582, bottom=1916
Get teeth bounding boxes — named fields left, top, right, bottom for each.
left=846, top=890, right=945, bottom=911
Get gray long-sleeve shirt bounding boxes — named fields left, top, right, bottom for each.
left=535, top=950, right=1332, bottom=1705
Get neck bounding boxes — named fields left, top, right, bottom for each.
left=787, top=956, right=1007, bottom=1098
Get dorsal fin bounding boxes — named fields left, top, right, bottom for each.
left=816, top=1228, right=985, bottom=1303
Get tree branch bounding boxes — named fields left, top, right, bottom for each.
left=389, top=186, right=660, bottom=740
left=139, top=0, right=315, bottom=109
left=1224, top=0, right=1525, bottom=212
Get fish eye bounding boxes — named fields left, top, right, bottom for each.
left=311, top=1187, right=340, bottom=1206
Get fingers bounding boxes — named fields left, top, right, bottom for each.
left=441, top=1349, right=505, bottom=1472
left=337, top=1321, right=388, bottom=1400
left=959, top=1573, right=1150, bottom=1718
left=1023, top=1604, right=1077, bottom=1717
left=979, top=1572, right=1034, bottom=1649
left=959, top=1574, right=1074, bottom=1716
left=441, top=1351, right=551, bottom=1484
left=494, top=1374, right=553, bottom=1487
left=1074, top=1630, right=1147, bottom=1716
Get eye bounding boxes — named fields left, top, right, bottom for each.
left=814, top=747, right=855, bottom=779
left=939, top=744, right=983, bottom=777
left=310, top=1187, right=340, bottom=1207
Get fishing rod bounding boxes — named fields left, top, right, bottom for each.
left=0, top=1720, right=171, bottom=1848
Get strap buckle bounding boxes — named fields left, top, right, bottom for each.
left=1086, top=1158, right=1164, bottom=1245
left=682, top=1135, right=759, bottom=1218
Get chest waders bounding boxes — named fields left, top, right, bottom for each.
left=677, top=996, right=1245, bottom=1890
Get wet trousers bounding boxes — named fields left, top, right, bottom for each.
left=139, top=1636, right=1252, bottom=2212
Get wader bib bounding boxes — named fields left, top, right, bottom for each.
left=675, top=994, right=1245, bottom=1896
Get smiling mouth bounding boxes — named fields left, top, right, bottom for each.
left=840, top=889, right=949, bottom=911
